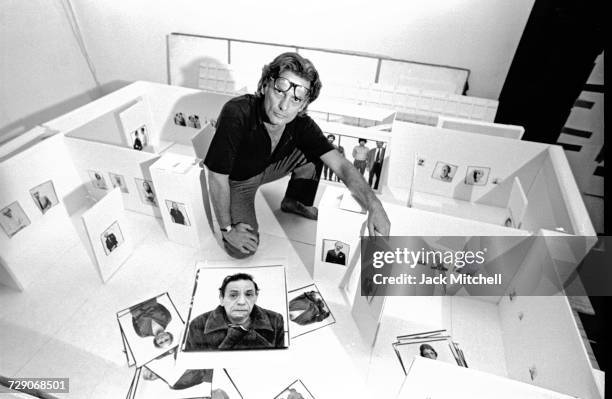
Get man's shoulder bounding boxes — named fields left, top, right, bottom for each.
left=221, top=94, right=257, bottom=116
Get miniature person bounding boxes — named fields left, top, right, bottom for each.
left=419, top=343, right=438, bottom=360
left=169, top=202, right=186, bottom=225
left=185, top=273, right=285, bottom=350
left=1, top=207, right=27, bottom=237
left=93, top=172, right=107, bottom=189
left=104, top=231, right=118, bottom=252
left=202, top=52, right=390, bottom=259
left=366, top=141, right=385, bottom=190
left=133, top=130, right=143, bottom=150
left=130, top=298, right=174, bottom=349
left=325, top=241, right=347, bottom=265
left=142, top=181, right=156, bottom=205
left=32, top=191, right=53, bottom=213
left=352, top=138, right=369, bottom=175
left=174, top=112, right=186, bottom=126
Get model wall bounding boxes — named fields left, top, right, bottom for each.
left=0, top=134, right=82, bottom=288
left=498, top=294, right=600, bottom=399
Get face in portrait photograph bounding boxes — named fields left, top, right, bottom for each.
left=188, top=114, right=202, bottom=129
left=431, top=161, right=457, bottom=183
left=29, top=180, right=59, bottom=215
left=322, top=239, right=349, bottom=266
left=100, top=221, right=125, bottom=256
left=288, top=284, right=335, bottom=338
left=0, top=201, right=31, bottom=238
left=274, top=379, right=316, bottom=399
left=109, top=172, right=129, bottom=193
left=165, top=200, right=190, bottom=226
left=464, top=166, right=490, bottom=186
left=117, top=293, right=185, bottom=367
left=132, top=125, right=148, bottom=151
left=135, top=178, right=158, bottom=206
left=174, top=112, right=187, bottom=126
left=183, top=265, right=289, bottom=352
left=392, top=337, right=465, bottom=375
left=88, top=170, right=108, bottom=190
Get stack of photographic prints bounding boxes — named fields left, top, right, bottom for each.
left=117, top=292, right=243, bottom=398
left=392, top=329, right=467, bottom=375
left=273, top=379, right=316, bottom=399
left=287, top=284, right=335, bottom=339
left=181, top=264, right=289, bottom=352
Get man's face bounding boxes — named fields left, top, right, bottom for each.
left=220, top=279, right=258, bottom=324
left=327, top=136, right=335, bottom=143
left=3, top=209, right=12, bottom=218
left=441, top=165, right=450, bottom=176
left=359, top=141, right=366, bottom=146
left=263, top=70, right=310, bottom=126
left=422, top=347, right=437, bottom=360
left=154, top=331, right=173, bottom=348
left=335, top=243, right=343, bottom=252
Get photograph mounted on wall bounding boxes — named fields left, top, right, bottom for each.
left=431, top=161, right=458, bottom=183
left=100, top=220, right=125, bottom=256
left=29, top=180, right=59, bottom=214
left=165, top=200, right=191, bottom=226
left=88, top=170, right=109, bottom=190
left=135, top=178, right=158, bottom=207
left=0, top=201, right=31, bottom=238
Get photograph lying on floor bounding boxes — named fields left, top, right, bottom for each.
left=165, top=200, right=191, bottom=226
left=117, top=292, right=185, bottom=367
left=89, top=170, right=108, bottom=190
left=100, top=221, right=125, bottom=256
left=109, top=172, right=129, bottom=193
left=322, top=239, right=350, bottom=266
left=431, top=161, right=457, bottom=182
left=135, top=178, right=158, bottom=206
left=464, top=166, right=490, bottom=185
left=131, top=125, right=148, bottom=151
left=393, top=333, right=467, bottom=375
left=130, top=349, right=213, bottom=399
left=182, top=264, right=289, bottom=351
left=29, top=180, right=59, bottom=214
left=274, top=379, right=316, bottom=399
left=0, top=201, right=31, bottom=238
left=288, top=284, right=335, bottom=338
left=320, top=134, right=389, bottom=192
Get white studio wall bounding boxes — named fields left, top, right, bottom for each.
left=0, top=133, right=82, bottom=289
left=81, top=188, right=134, bottom=282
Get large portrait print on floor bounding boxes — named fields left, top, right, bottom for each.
left=182, top=264, right=289, bottom=352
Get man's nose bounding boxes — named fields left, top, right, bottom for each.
left=278, top=94, right=290, bottom=111
left=236, top=294, right=247, bottom=304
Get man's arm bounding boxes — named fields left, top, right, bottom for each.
left=207, top=170, right=258, bottom=253
left=320, top=150, right=391, bottom=236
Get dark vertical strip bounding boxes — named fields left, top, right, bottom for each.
left=375, top=59, right=382, bottom=84
left=227, top=40, right=231, bottom=64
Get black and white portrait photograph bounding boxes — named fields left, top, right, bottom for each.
left=288, top=284, right=335, bottom=338
left=187, top=114, right=201, bottom=129
left=131, top=125, right=148, bottom=151
left=165, top=200, right=190, bottom=226
left=464, top=166, right=490, bottom=186
left=431, top=161, right=458, bottom=183
left=89, top=170, right=109, bottom=190
left=321, top=133, right=345, bottom=182
left=322, top=239, right=349, bottom=266
left=0, top=201, right=31, bottom=238
left=274, top=379, right=316, bottom=399
left=135, top=178, right=158, bottom=206
left=29, top=180, right=59, bottom=214
left=109, top=172, right=129, bottom=193
left=117, top=293, right=185, bottom=368
left=393, top=337, right=466, bottom=375
left=173, top=112, right=187, bottom=126
left=182, top=265, right=289, bottom=352
left=100, top=220, right=125, bottom=256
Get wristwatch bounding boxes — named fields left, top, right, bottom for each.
left=220, top=224, right=233, bottom=234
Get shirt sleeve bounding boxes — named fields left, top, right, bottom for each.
left=295, top=117, right=335, bottom=162
left=203, top=100, right=246, bottom=175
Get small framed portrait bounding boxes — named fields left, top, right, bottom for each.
left=0, top=201, right=31, bottom=238
left=322, top=239, right=350, bottom=266
left=100, top=221, right=125, bottom=256
left=464, top=166, right=490, bottom=186
left=417, top=157, right=425, bottom=166
left=274, top=379, right=316, bottom=399
left=165, top=200, right=191, bottom=226
left=288, top=284, right=335, bottom=338
left=88, top=170, right=108, bottom=190
left=182, top=265, right=289, bottom=352
left=135, top=178, right=158, bottom=207
left=29, top=180, right=59, bottom=214
left=173, top=112, right=187, bottom=127
left=431, top=161, right=457, bottom=183
left=131, top=125, right=148, bottom=151
left=109, top=173, right=129, bottom=194
left=187, top=114, right=202, bottom=129
left=117, top=292, right=185, bottom=368
left=392, top=336, right=467, bottom=375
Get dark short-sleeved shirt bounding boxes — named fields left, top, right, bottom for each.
left=204, top=94, right=334, bottom=181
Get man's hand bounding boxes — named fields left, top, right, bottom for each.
left=367, top=200, right=391, bottom=236
left=222, top=223, right=258, bottom=254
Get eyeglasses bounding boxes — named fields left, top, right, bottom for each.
left=271, top=77, right=310, bottom=103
